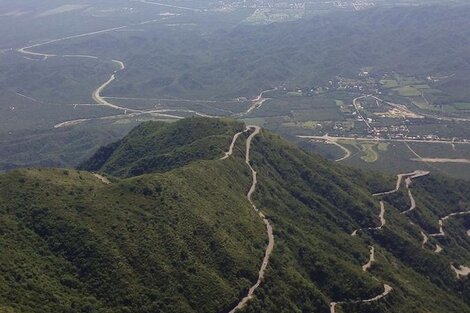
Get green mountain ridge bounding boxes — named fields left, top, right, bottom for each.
left=1, top=118, right=469, bottom=313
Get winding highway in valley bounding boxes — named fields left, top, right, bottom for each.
left=16, top=17, right=223, bottom=126
left=222, top=126, right=275, bottom=313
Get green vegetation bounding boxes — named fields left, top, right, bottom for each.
left=1, top=118, right=469, bottom=313
left=79, top=118, right=244, bottom=176
left=393, top=86, right=422, bottom=97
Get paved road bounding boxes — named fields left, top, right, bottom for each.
left=16, top=19, right=219, bottom=126
left=133, top=0, right=202, bottom=12
left=411, top=158, right=470, bottom=164
left=238, top=88, right=276, bottom=117
left=331, top=141, right=352, bottom=162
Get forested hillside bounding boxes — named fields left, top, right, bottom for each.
left=1, top=118, right=469, bottom=313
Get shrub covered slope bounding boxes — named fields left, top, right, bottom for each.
left=1, top=118, right=469, bottom=313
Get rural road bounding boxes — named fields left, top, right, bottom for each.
left=374, top=170, right=470, bottom=277
left=352, top=95, right=373, bottom=132
left=331, top=141, right=352, bottom=162
left=351, top=201, right=386, bottom=236
left=133, top=0, right=203, bottom=12
left=430, top=211, right=470, bottom=237
left=411, top=158, right=470, bottom=164
left=223, top=125, right=275, bottom=313
left=220, top=129, right=247, bottom=160
left=93, top=173, right=110, bottom=184
left=239, top=88, right=276, bottom=117
left=451, top=264, right=470, bottom=279
left=362, top=246, right=376, bottom=272
left=91, top=59, right=142, bottom=113
left=330, top=284, right=393, bottom=313
left=401, top=171, right=429, bottom=214
left=16, top=18, right=218, bottom=127
left=298, top=135, right=470, bottom=146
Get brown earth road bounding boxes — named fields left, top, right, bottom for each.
left=420, top=231, right=429, bottom=249
left=429, top=211, right=470, bottom=237
left=372, top=171, right=423, bottom=196
left=374, top=170, right=470, bottom=276
left=93, top=173, right=110, bottom=184
left=225, top=125, right=275, bottom=313
left=401, top=171, right=429, bottom=214
left=362, top=246, right=376, bottom=272
left=451, top=265, right=470, bottom=278
left=220, top=129, right=248, bottom=160
left=351, top=201, right=386, bottom=236
left=330, top=284, right=393, bottom=313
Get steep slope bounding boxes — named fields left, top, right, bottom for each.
left=1, top=118, right=469, bottom=313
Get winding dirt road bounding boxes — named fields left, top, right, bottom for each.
left=429, top=211, right=470, bottom=237
left=330, top=284, right=393, bottom=313
left=420, top=231, right=429, bottom=249
left=401, top=171, right=429, bottom=214
left=372, top=171, right=417, bottom=196
left=220, top=129, right=247, bottom=160
left=305, top=135, right=352, bottom=162
left=372, top=170, right=429, bottom=216
left=336, top=225, right=392, bottom=311
left=222, top=126, right=275, bottom=313
left=93, top=173, right=110, bottom=184
left=451, top=264, right=470, bottom=279
left=331, top=141, right=352, bottom=162
left=362, top=246, right=376, bottom=272
left=374, top=170, right=470, bottom=278
left=351, top=201, right=386, bottom=236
